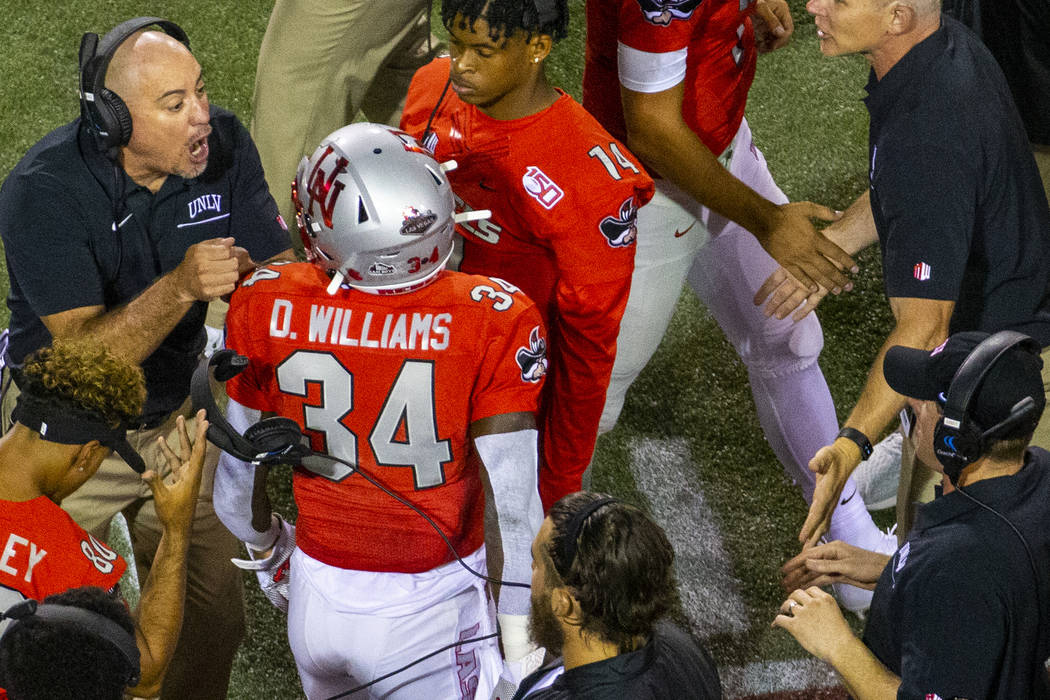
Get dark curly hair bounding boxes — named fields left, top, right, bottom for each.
left=19, top=341, right=146, bottom=427
left=0, top=586, right=134, bottom=700
left=544, top=492, right=677, bottom=652
left=442, top=0, right=569, bottom=42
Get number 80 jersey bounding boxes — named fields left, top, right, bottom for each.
left=225, top=262, right=546, bottom=573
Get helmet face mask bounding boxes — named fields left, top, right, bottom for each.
left=293, top=123, right=456, bottom=294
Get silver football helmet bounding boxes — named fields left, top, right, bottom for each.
left=293, top=123, right=456, bottom=294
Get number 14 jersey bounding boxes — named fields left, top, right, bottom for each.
left=225, top=262, right=546, bottom=573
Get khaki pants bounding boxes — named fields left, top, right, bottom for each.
left=896, top=343, right=1050, bottom=543
left=251, top=0, right=434, bottom=241
left=1, top=375, right=245, bottom=700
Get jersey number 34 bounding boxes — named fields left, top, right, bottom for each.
left=276, top=351, right=452, bottom=490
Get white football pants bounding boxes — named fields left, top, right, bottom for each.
left=601, top=119, right=875, bottom=537
left=288, top=547, right=501, bottom=699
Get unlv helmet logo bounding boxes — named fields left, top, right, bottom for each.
left=516, top=326, right=548, bottom=383
left=637, top=0, right=704, bottom=25
left=305, top=145, right=350, bottom=228
left=599, top=198, right=639, bottom=248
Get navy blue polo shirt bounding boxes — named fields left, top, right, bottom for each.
left=863, top=448, right=1050, bottom=699
left=864, top=15, right=1050, bottom=346
left=0, top=106, right=290, bottom=422
left=512, top=621, right=722, bottom=699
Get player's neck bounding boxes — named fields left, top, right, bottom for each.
left=0, top=430, right=51, bottom=502
left=480, top=75, right=559, bottom=121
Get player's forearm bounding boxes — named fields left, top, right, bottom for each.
left=822, top=191, right=878, bottom=256
left=828, top=636, right=901, bottom=700
left=842, top=305, right=952, bottom=444
left=43, top=272, right=196, bottom=366
left=474, top=425, right=542, bottom=616
left=213, top=401, right=279, bottom=548
left=129, top=526, right=191, bottom=696
left=626, top=116, right=780, bottom=244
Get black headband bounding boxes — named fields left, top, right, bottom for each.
left=555, top=496, right=618, bottom=577
left=13, top=393, right=145, bottom=473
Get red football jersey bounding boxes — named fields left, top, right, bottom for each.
left=225, top=262, right=546, bottom=573
left=0, top=497, right=126, bottom=603
left=401, top=58, right=654, bottom=509
left=583, top=0, right=758, bottom=155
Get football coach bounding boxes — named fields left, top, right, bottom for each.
left=777, top=331, right=1050, bottom=698
left=0, top=17, right=293, bottom=699
left=791, top=0, right=1050, bottom=547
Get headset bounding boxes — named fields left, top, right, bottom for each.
left=929, top=330, right=1046, bottom=667
left=0, top=598, right=141, bottom=688
left=933, top=330, right=1041, bottom=484
left=78, top=17, right=190, bottom=157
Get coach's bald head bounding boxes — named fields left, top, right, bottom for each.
left=103, top=29, right=210, bottom=192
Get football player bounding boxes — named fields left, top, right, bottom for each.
left=400, top=0, right=655, bottom=510
left=212, top=123, right=547, bottom=699
left=0, top=342, right=209, bottom=698
left=582, top=0, right=894, bottom=610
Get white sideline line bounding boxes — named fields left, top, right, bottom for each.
left=628, top=437, right=749, bottom=637
left=721, top=659, right=841, bottom=697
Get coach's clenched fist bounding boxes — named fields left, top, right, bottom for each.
left=172, top=237, right=252, bottom=303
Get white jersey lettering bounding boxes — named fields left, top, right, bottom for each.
left=0, top=533, right=47, bottom=583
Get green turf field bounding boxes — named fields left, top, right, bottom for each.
left=0, top=2, right=896, bottom=697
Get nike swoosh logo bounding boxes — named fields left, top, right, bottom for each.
left=176, top=213, right=230, bottom=228
left=840, top=489, right=856, bottom=506
left=674, top=222, right=695, bottom=238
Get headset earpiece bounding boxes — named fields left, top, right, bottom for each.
left=243, top=417, right=309, bottom=459
left=933, top=331, right=1041, bottom=483
left=78, top=17, right=190, bottom=156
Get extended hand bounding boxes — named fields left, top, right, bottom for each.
left=144, top=410, right=209, bottom=534
left=172, top=238, right=242, bottom=302
left=798, top=440, right=860, bottom=547
left=772, top=587, right=856, bottom=662
left=764, top=203, right=855, bottom=294
left=754, top=0, right=793, bottom=53
left=781, top=540, right=892, bottom=591
left=753, top=267, right=830, bottom=321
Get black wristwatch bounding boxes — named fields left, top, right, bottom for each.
left=836, top=427, right=873, bottom=460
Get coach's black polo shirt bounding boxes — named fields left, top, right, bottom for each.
left=512, top=621, right=722, bottom=699
left=0, top=106, right=290, bottom=423
left=863, top=449, right=1050, bottom=699
left=864, top=14, right=1050, bottom=346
